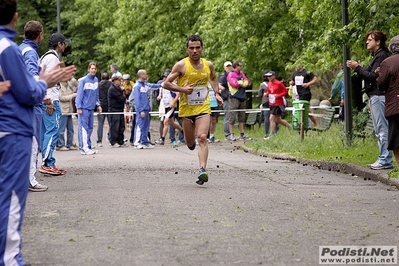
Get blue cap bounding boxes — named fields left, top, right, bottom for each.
left=265, top=71, right=276, bottom=77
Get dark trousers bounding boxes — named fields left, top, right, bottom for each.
left=129, top=113, right=136, bottom=144
left=109, top=113, right=125, bottom=145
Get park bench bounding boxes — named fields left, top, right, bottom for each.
left=340, top=116, right=375, bottom=143
left=353, top=116, right=374, bottom=139
left=245, top=112, right=260, bottom=130
left=308, top=108, right=335, bottom=132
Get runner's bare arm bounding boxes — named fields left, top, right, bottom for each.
left=208, top=61, right=223, bottom=106
left=163, top=61, right=193, bottom=95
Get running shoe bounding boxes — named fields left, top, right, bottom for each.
left=111, top=144, right=121, bottom=148
left=29, top=183, right=48, bottom=192
left=155, top=138, right=164, bottom=145
left=143, top=144, right=155, bottom=149
left=52, top=166, right=66, bottom=175
left=208, top=136, right=220, bottom=143
left=196, top=167, right=208, bottom=185
left=239, top=134, right=252, bottom=140
left=225, top=134, right=236, bottom=141
left=369, top=163, right=394, bottom=170
left=38, top=165, right=62, bottom=176
left=81, top=149, right=98, bottom=155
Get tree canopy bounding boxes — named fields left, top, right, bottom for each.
left=14, top=0, right=399, bottom=86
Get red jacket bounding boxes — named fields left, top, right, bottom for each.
left=265, top=80, right=287, bottom=106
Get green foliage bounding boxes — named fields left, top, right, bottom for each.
left=14, top=0, right=399, bottom=83
left=351, top=108, right=370, bottom=132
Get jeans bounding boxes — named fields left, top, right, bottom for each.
left=369, top=95, right=393, bottom=165
left=223, top=100, right=230, bottom=136
left=97, top=113, right=108, bottom=143
left=58, top=115, right=74, bottom=148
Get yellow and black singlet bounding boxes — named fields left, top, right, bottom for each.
left=177, top=58, right=211, bottom=117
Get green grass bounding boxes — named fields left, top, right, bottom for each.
left=214, top=118, right=380, bottom=167
left=387, top=167, right=399, bottom=178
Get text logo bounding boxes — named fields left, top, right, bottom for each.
left=319, top=246, right=397, bottom=264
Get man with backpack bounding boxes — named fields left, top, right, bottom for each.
left=39, top=33, right=71, bottom=175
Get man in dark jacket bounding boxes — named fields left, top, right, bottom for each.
left=377, top=35, right=399, bottom=167
left=108, top=75, right=127, bottom=147
left=97, top=72, right=112, bottom=147
left=218, top=61, right=233, bottom=138
left=347, top=30, right=393, bottom=170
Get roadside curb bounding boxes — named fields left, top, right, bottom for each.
left=241, top=145, right=399, bottom=190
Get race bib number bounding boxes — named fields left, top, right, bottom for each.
left=209, top=90, right=216, bottom=101
left=188, top=86, right=207, bottom=105
left=269, top=94, right=276, bottom=104
left=162, top=90, right=172, bottom=106
left=295, top=75, right=304, bottom=86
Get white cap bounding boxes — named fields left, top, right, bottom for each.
left=224, top=61, right=232, bottom=67
left=111, top=72, right=122, bottom=78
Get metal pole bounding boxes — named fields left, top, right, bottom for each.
left=56, top=0, right=63, bottom=61
left=342, top=0, right=352, bottom=146
left=300, top=107, right=304, bottom=142
left=57, top=0, right=61, bottom=33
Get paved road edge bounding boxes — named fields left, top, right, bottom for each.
left=240, top=145, right=399, bottom=190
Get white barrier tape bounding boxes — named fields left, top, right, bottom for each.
left=62, top=106, right=339, bottom=116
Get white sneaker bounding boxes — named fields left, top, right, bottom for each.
left=134, top=144, right=144, bottom=149
left=143, top=144, right=155, bottom=149
left=81, top=149, right=98, bottom=155
left=367, top=161, right=379, bottom=168
left=29, top=183, right=48, bottom=192
left=226, top=134, right=236, bottom=141
left=239, top=134, right=252, bottom=140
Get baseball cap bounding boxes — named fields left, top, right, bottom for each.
left=224, top=61, right=232, bottom=67
left=49, top=33, right=71, bottom=46
left=163, top=69, right=171, bottom=77
left=265, top=71, right=276, bottom=77
left=122, top=74, right=130, bottom=80
left=111, top=73, right=122, bottom=81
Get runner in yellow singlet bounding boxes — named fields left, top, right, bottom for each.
left=163, top=35, right=223, bottom=185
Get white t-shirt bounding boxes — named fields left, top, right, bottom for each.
left=40, top=50, right=60, bottom=102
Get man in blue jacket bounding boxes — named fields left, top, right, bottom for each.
left=0, top=1, right=76, bottom=264
left=75, top=62, right=102, bottom=155
left=133, top=69, right=161, bottom=149
left=19, top=20, right=50, bottom=192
